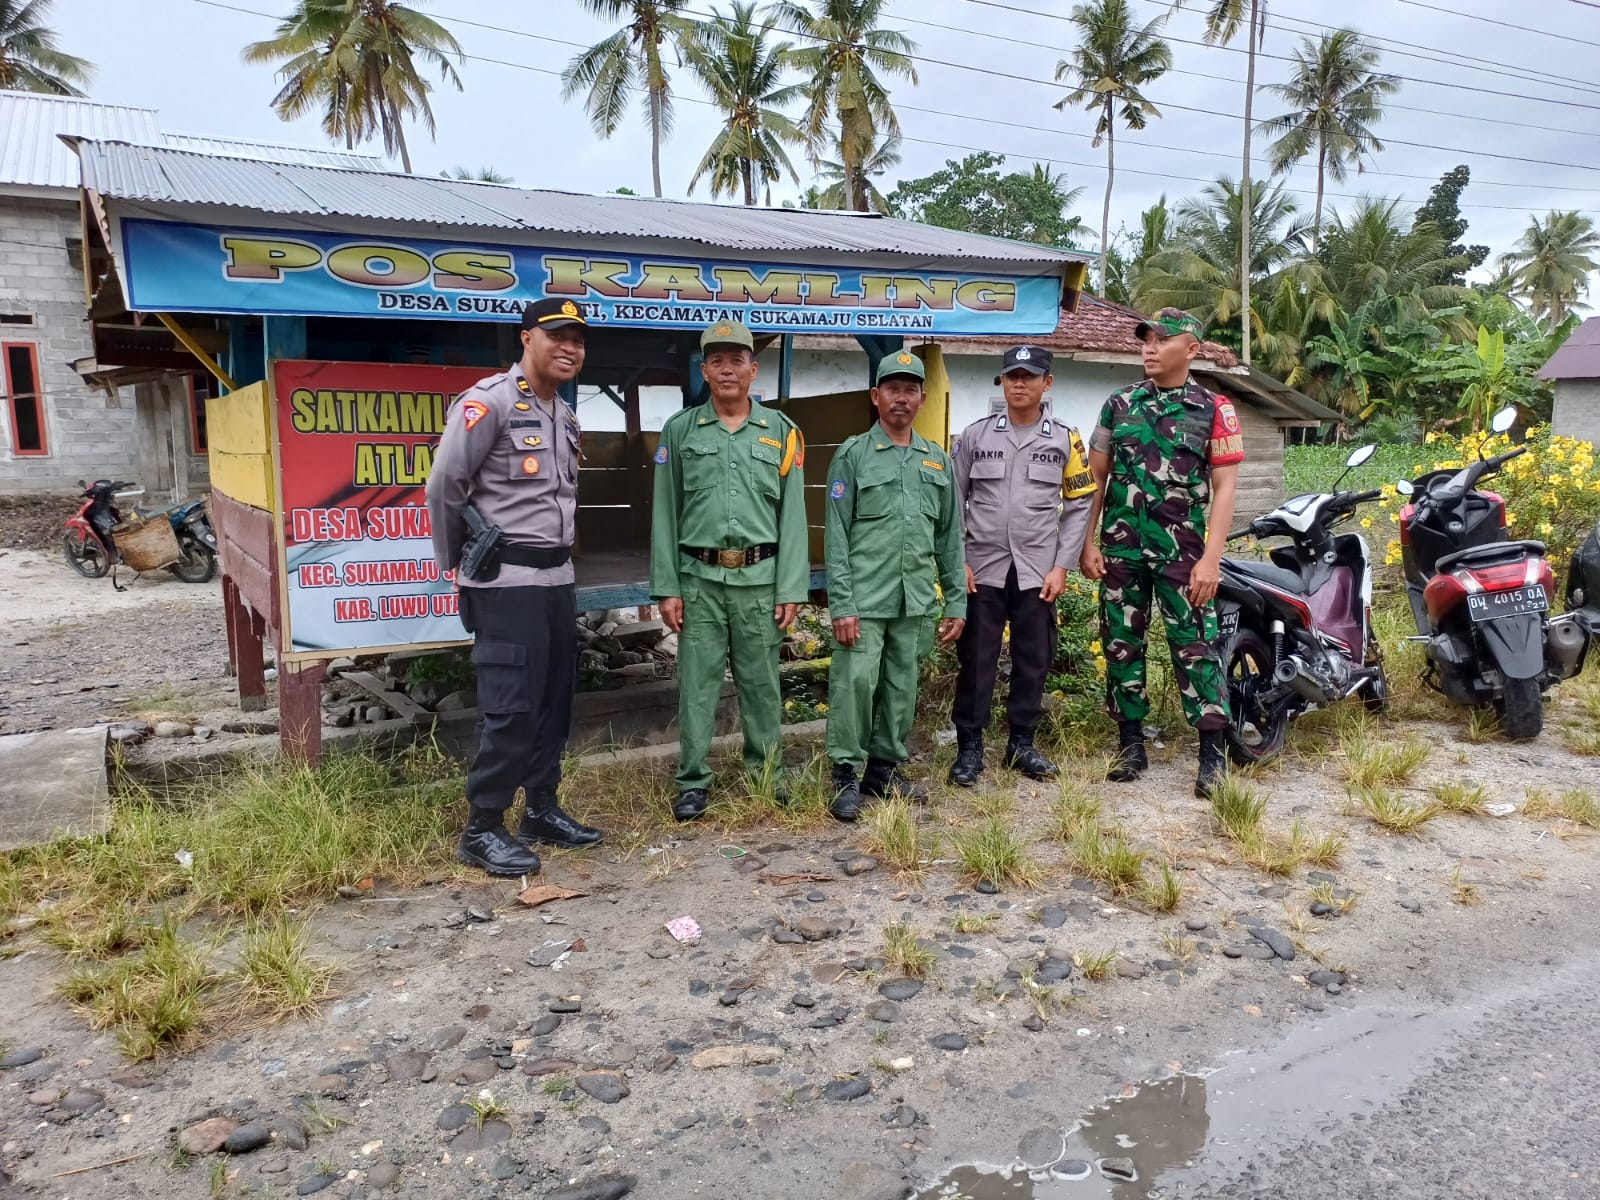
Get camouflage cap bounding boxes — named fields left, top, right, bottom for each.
left=875, top=349, right=926, bottom=384
left=700, top=320, right=756, bottom=352
left=1134, top=307, right=1204, bottom=342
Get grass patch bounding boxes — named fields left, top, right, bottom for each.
left=1462, top=708, right=1501, bottom=744
left=1560, top=725, right=1600, bottom=756
left=1449, top=865, right=1480, bottom=905
left=1430, top=781, right=1491, bottom=815
left=1045, top=783, right=1102, bottom=843
left=967, top=790, right=1018, bottom=822
left=466, top=1090, right=510, bottom=1127
left=1343, top=734, right=1432, bottom=789
left=950, top=818, right=1041, bottom=890
left=1560, top=788, right=1600, bottom=828
left=1160, top=930, right=1196, bottom=965
left=1209, top=775, right=1266, bottom=842
left=38, top=900, right=150, bottom=960
left=56, top=917, right=213, bottom=1060
left=124, top=682, right=201, bottom=722
left=950, top=912, right=999, bottom=936
left=1140, top=864, right=1184, bottom=913
left=864, top=799, right=934, bottom=875
left=229, top=914, right=338, bottom=1024
left=296, top=1098, right=349, bottom=1135
left=1075, top=948, right=1118, bottom=981
left=1309, top=880, right=1360, bottom=915
left=1352, top=784, right=1439, bottom=834
left=1295, top=821, right=1346, bottom=869
left=542, top=1076, right=572, bottom=1096
left=881, top=921, right=937, bottom=978
left=1068, top=824, right=1145, bottom=894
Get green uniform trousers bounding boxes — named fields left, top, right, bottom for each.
left=826, top=615, right=923, bottom=768
left=676, top=575, right=783, bottom=791
left=1100, top=555, right=1229, bottom=732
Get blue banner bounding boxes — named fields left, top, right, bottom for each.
left=118, top=218, right=1065, bottom=335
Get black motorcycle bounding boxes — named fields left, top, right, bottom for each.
left=1569, top=516, right=1600, bottom=642
left=1214, top=444, right=1388, bottom=766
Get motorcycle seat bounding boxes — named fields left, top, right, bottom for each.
left=1435, top=540, right=1547, bottom=575
left=1223, top=557, right=1306, bottom=595
left=135, top=499, right=200, bottom=520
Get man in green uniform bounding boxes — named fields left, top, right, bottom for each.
left=824, top=351, right=966, bottom=822
left=651, top=321, right=810, bottom=821
left=1080, top=308, right=1244, bottom=800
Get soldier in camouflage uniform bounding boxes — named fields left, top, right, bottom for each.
left=1080, top=309, right=1245, bottom=799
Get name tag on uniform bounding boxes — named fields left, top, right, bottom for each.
left=921, top=459, right=944, bottom=471
left=759, top=437, right=783, bottom=449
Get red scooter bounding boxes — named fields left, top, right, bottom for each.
left=1396, top=409, right=1590, bottom=739
left=63, top=479, right=217, bottom=584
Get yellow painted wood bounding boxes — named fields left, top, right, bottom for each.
left=209, top=448, right=275, bottom=511
left=155, top=313, right=237, bottom=392
left=914, top=344, right=951, bottom=450
left=208, top=382, right=272, bottom=456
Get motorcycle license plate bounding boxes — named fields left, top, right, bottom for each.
left=1467, top=586, right=1548, bottom=622
left=1217, top=609, right=1240, bottom=639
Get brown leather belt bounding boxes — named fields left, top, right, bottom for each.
left=682, top=543, right=778, bottom=569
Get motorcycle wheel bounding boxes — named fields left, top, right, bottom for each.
left=63, top=531, right=110, bottom=578
left=1222, top=628, right=1290, bottom=767
left=1494, top=676, right=1542, bottom=741
left=169, top=540, right=217, bottom=584
left=1362, top=663, right=1390, bottom=714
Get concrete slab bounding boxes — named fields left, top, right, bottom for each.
left=0, top=726, right=110, bottom=849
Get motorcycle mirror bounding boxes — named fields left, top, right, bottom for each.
left=1395, top=479, right=1414, bottom=496
left=1345, top=444, right=1377, bottom=469
left=1490, top=406, right=1516, bottom=435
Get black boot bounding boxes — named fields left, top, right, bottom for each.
left=862, top=757, right=929, bottom=803
left=1195, top=729, right=1229, bottom=800
left=673, top=788, right=710, bottom=822
left=519, top=795, right=603, bottom=849
left=458, top=809, right=541, bottom=878
left=830, top=764, right=863, bottom=822
left=1003, top=728, right=1058, bottom=781
left=948, top=729, right=984, bottom=788
left=1106, top=721, right=1148, bottom=783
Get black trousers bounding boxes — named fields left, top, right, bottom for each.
left=952, top=565, right=1056, bottom=737
left=458, top=583, right=578, bottom=816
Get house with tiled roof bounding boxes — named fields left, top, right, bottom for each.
left=1539, top=316, right=1600, bottom=446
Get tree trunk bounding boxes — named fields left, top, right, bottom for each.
left=1100, top=106, right=1115, bottom=297
left=743, top=159, right=754, bottom=206
left=1239, top=0, right=1259, bottom=366
left=393, top=108, right=413, bottom=175
left=650, top=90, right=664, bottom=198
left=1312, top=141, right=1325, bottom=252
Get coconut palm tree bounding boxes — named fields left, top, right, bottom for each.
left=1311, top=197, right=1470, bottom=327
left=1260, top=30, right=1397, bottom=250
left=810, top=130, right=900, bottom=212
left=244, top=0, right=463, bottom=172
left=447, top=166, right=513, bottom=183
left=774, top=0, right=916, bottom=212
left=0, top=0, right=92, bottom=94
left=1055, top=0, right=1171, bottom=296
left=1499, top=210, right=1600, bottom=333
left=683, top=3, right=805, bottom=205
left=563, top=0, right=696, bottom=199
left=1172, top=0, right=1269, bottom=364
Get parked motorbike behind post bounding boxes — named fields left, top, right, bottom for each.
left=1213, top=443, right=1388, bottom=767
left=62, top=479, right=218, bottom=585
left=1395, top=407, right=1590, bottom=740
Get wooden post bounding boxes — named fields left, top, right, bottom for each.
left=279, top=659, right=327, bottom=765
left=221, top=574, right=240, bottom=678
left=227, top=581, right=268, bottom=711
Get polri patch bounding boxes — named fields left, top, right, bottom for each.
left=461, top=400, right=488, bottom=430
left=830, top=480, right=847, bottom=500
left=654, top=445, right=669, bottom=464
left=522, top=455, right=540, bottom=475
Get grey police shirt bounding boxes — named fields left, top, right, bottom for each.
left=952, top=408, right=1096, bottom=591
left=425, top=362, right=579, bottom=589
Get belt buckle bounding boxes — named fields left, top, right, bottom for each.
left=716, top=548, right=746, bottom=569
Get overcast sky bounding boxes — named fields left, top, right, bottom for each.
left=50, top=0, right=1600, bottom=262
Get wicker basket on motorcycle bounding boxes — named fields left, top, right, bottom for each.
left=111, top=515, right=180, bottom=571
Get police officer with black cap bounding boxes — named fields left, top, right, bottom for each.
left=948, top=345, right=1096, bottom=787
left=426, top=298, right=605, bottom=877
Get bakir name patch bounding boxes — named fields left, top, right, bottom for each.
left=522, top=455, right=540, bottom=475
left=654, top=445, right=669, bottom=464
left=461, top=400, right=488, bottom=430
left=759, top=436, right=783, bottom=449
left=921, top=459, right=944, bottom=471
left=830, top=480, right=847, bottom=500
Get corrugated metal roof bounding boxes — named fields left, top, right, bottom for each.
left=1539, top=316, right=1600, bottom=380
left=77, top=139, right=1092, bottom=266
left=159, top=132, right=382, bottom=170
left=0, top=92, right=161, bottom=190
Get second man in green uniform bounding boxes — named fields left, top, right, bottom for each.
left=824, top=351, right=966, bottom=822
left=651, top=322, right=810, bottom=821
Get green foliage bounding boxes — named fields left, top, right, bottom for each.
left=888, top=152, right=1085, bottom=248
left=0, top=0, right=94, bottom=95
left=404, top=649, right=474, bottom=691
left=1413, top=165, right=1489, bottom=284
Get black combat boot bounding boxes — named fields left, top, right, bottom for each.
left=673, top=788, right=710, bottom=822
left=1106, top=721, right=1148, bottom=783
left=1194, top=729, right=1229, bottom=800
left=1003, top=727, right=1058, bottom=781
left=458, top=808, right=541, bottom=877
left=830, top=763, right=863, bottom=822
left=948, top=728, right=984, bottom=788
left=862, top=757, right=929, bottom=803
left=519, top=792, right=604, bottom=849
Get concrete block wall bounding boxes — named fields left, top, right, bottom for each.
left=1553, top=380, right=1600, bottom=447
left=0, top=196, right=136, bottom=493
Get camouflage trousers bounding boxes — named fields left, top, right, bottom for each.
left=1099, top=556, right=1229, bottom=732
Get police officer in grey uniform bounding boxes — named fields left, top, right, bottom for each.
left=426, top=298, right=604, bottom=877
left=948, top=345, right=1096, bottom=787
